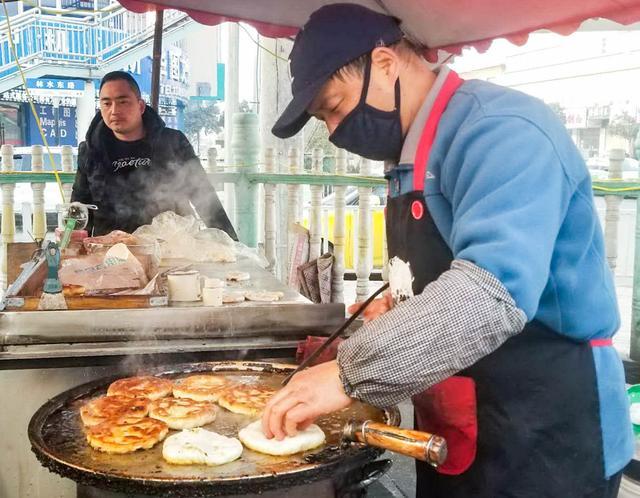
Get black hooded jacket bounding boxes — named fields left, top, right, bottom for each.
left=72, top=105, right=237, bottom=239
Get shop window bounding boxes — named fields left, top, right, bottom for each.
left=0, top=103, right=23, bottom=147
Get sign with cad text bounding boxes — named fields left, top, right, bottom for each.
left=28, top=104, right=77, bottom=147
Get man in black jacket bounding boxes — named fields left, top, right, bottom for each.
left=72, top=71, right=237, bottom=239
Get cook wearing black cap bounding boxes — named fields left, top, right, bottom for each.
left=263, top=4, right=632, bottom=498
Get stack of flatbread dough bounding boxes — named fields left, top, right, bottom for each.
left=222, top=271, right=286, bottom=304
left=79, top=373, right=326, bottom=465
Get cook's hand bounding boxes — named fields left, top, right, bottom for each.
left=262, top=360, right=352, bottom=440
left=347, top=291, right=393, bottom=322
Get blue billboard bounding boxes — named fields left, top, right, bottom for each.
left=27, top=104, right=77, bottom=146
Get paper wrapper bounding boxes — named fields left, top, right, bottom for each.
left=297, top=253, right=333, bottom=304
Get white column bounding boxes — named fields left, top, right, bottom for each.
left=1, top=145, right=16, bottom=288
left=61, top=145, right=74, bottom=205
left=356, top=158, right=373, bottom=301
left=30, top=145, right=47, bottom=240
left=1, top=145, right=16, bottom=245
left=264, top=147, right=277, bottom=273
left=332, top=148, right=347, bottom=303
left=76, top=80, right=95, bottom=144
left=309, top=148, right=323, bottom=261
left=605, top=148, right=625, bottom=272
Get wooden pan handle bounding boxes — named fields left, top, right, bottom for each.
left=343, top=420, right=447, bottom=467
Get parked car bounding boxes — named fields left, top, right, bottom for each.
left=587, top=155, right=639, bottom=180
left=320, top=186, right=386, bottom=207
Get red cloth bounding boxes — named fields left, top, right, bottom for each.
left=119, top=0, right=640, bottom=59
left=413, top=376, right=478, bottom=475
left=296, top=336, right=344, bottom=366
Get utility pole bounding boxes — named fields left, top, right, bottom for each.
left=224, top=22, right=240, bottom=226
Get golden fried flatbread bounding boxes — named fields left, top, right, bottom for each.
left=173, top=375, right=232, bottom=402
left=80, top=395, right=150, bottom=427
left=86, top=417, right=168, bottom=454
left=149, top=397, right=217, bottom=430
left=107, top=376, right=173, bottom=400
left=217, top=384, right=276, bottom=417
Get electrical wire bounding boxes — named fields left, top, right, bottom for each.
left=1, top=0, right=67, bottom=203
left=238, top=22, right=289, bottom=63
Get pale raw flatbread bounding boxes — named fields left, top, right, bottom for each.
left=222, top=291, right=246, bottom=304
left=148, top=397, right=217, bottom=430
left=238, top=420, right=325, bottom=456
left=226, top=271, right=250, bottom=282
left=163, top=428, right=243, bottom=466
left=244, top=291, right=284, bottom=302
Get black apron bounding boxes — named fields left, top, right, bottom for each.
left=384, top=70, right=621, bottom=498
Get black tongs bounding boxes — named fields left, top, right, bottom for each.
left=282, top=282, right=390, bottom=386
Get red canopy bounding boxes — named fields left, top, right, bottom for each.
left=119, top=0, right=640, bottom=58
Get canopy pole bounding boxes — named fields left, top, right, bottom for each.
left=151, top=8, right=164, bottom=111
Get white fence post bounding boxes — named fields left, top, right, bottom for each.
left=382, top=230, right=389, bottom=282
left=1, top=144, right=16, bottom=288
left=61, top=145, right=74, bottom=203
left=332, top=148, right=347, bottom=303
left=309, top=148, right=323, bottom=261
left=264, top=147, right=277, bottom=273
left=31, top=145, right=47, bottom=240
left=605, top=149, right=625, bottom=272
left=207, top=147, right=218, bottom=174
left=356, top=158, right=373, bottom=301
left=287, top=147, right=302, bottom=276
left=1, top=145, right=16, bottom=244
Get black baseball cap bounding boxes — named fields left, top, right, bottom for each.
left=271, top=3, right=403, bottom=139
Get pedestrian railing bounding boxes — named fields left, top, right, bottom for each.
left=1, top=118, right=639, bottom=361
left=0, top=6, right=189, bottom=83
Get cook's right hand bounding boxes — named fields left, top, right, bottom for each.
left=347, top=291, right=393, bottom=323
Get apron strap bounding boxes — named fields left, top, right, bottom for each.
left=589, top=338, right=613, bottom=347
left=413, top=71, right=464, bottom=192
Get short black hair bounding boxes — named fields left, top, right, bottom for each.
left=100, top=71, right=141, bottom=98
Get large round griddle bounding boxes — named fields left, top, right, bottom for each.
left=29, top=361, right=399, bottom=497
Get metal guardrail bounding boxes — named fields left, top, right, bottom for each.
left=593, top=180, right=640, bottom=197
left=0, top=142, right=639, bottom=359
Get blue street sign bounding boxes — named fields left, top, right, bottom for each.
left=26, top=78, right=85, bottom=97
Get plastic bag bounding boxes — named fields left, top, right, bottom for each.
left=58, top=243, right=149, bottom=294
left=134, top=211, right=267, bottom=266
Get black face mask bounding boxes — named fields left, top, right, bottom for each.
left=329, top=58, right=403, bottom=162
